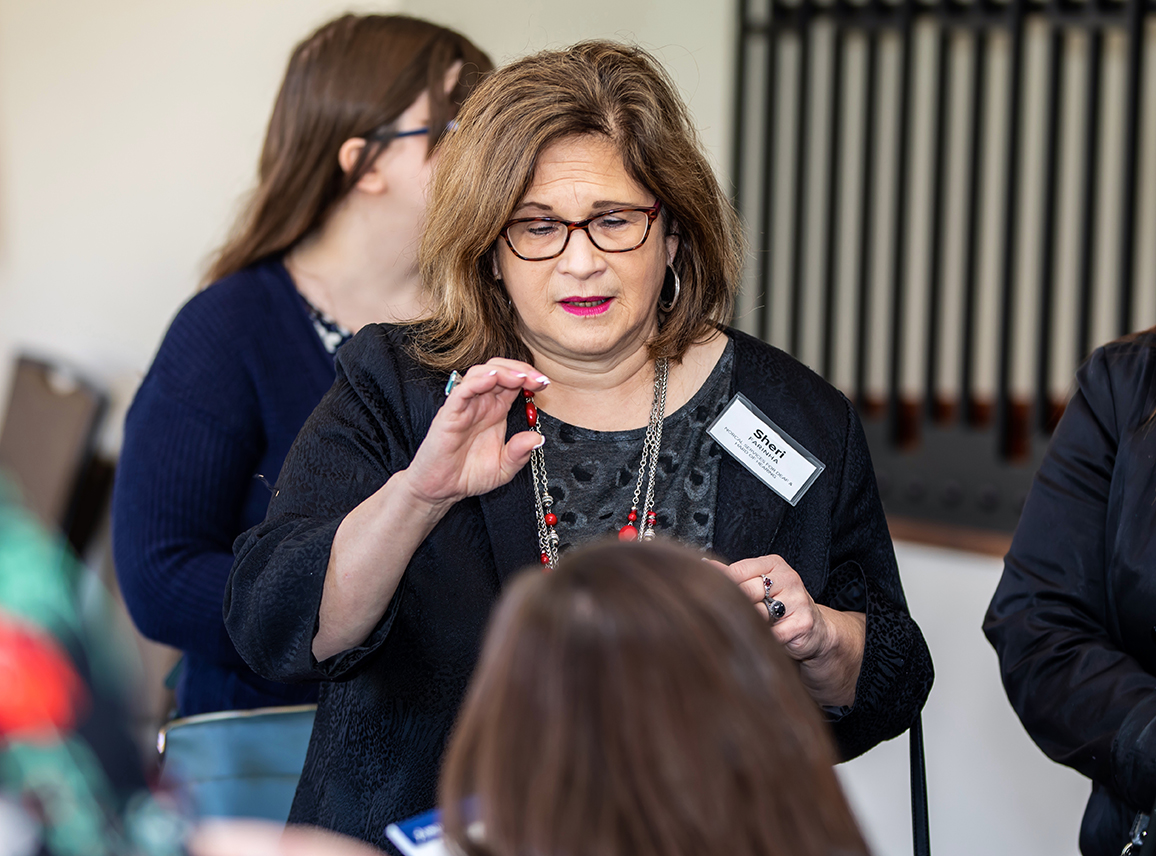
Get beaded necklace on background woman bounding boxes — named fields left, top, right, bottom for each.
left=112, top=14, right=491, bottom=717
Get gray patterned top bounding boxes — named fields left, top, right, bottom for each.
left=537, top=337, right=734, bottom=554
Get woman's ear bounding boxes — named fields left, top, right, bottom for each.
left=338, top=138, right=365, bottom=176
left=337, top=138, right=389, bottom=195
left=665, top=231, right=680, bottom=266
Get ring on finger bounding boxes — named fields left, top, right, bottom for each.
left=761, top=574, right=774, bottom=598
left=764, top=596, right=786, bottom=622
left=444, top=370, right=463, bottom=398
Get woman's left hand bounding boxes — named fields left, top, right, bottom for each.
left=708, top=554, right=866, bottom=708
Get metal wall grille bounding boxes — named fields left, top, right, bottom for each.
left=732, top=0, right=1156, bottom=533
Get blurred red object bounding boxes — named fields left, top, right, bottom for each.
left=0, top=611, right=87, bottom=741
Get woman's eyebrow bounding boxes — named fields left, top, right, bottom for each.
left=513, top=199, right=641, bottom=216
left=514, top=201, right=555, bottom=214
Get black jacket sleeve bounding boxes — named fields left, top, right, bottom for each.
left=224, top=327, right=435, bottom=684
left=826, top=396, right=934, bottom=760
left=984, top=344, right=1156, bottom=810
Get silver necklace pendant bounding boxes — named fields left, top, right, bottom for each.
left=526, top=359, right=669, bottom=570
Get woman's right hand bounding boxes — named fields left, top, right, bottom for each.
left=312, top=358, right=549, bottom=661
left=400, top=358, right=549, bottom=511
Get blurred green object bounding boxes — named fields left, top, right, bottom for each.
left=0, top=474, right=82, bottom=641
left=0, top=473, right=189, bottom=855
left=1, top=740, right=119, bottom=856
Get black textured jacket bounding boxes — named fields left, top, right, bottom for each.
left=985, top=332, right=1156, bottom=856
left=225, top=324, right=933, bottom=848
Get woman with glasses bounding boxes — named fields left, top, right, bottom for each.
left=112, top=14, right=491, bottom=718
left=226, top=41, right=932, bottom=846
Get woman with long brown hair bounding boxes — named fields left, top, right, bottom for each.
left=986, top=325, right=1156, bottom=856
left=113, top=14, right=491, bottom=717
left=226, top=41, right=930, bottom=845
left=440, top=540, right=870, bottom=856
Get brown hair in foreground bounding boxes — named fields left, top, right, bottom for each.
left=412, top=41, right=744, bottom=373
left=206, top=14, right=491, bottom=285
left=439, top=540, right=869, bottom=856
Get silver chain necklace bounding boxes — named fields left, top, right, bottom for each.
left=523, top=358, right=670, bottom=570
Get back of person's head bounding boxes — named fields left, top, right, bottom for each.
left=207, top=14, right=491, bottom=284
left=439, top=540, right=869, bottom=856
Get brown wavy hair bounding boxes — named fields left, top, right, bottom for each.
left=411, top=41, right=744, bottom=372
left=439, top=540, right=869, bottom=856
left=205, top=14, right=491, bottom=286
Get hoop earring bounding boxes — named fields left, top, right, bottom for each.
left=659, top=264, right=680, bottom=313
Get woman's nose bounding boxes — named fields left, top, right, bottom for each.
left=557, top=227, right=604, bottom=276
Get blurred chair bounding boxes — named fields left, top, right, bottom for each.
left=157, top=704, right=317, bottom=823
left=0, top=354, right=110, bottom=554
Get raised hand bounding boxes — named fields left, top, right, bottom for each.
left=312, top=359, right=549, bottom=661
left=402, top=359, right=549, bottom=509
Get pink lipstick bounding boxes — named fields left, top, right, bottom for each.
left=559, top=296, right=613, bottom=316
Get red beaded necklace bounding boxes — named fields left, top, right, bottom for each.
left=524, top=359, right=670, bottom=570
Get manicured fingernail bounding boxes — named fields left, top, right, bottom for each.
left=536, top=376, right=550, bottom=384
left=488, top=370, right=498, bottom=376
left=515, top=372, right=528, bottom=378
left=533, top=435, right=546, bottom=449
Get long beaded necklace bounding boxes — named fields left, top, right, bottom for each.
left=523, top=359, right=670, bottom=570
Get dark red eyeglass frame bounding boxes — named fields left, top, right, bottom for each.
left=499, top=199, right=663, bottom=261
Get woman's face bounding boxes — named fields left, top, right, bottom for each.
left=368, top=63, right=463, bottom=254
left=374, top=88, right=438, bottom=217
left=494, top=135, right=677, bottom=368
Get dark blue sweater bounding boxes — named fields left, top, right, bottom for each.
left=113, top=258, right=326, bottom=716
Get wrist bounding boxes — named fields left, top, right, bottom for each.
left=800, top=605, right=843, bottom=664
left=391, top=468, right=458, bottom=519
left=799, top=607, right=865, bottom=707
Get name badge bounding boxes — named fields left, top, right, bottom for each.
left=707, top=393, right=824, bottom=506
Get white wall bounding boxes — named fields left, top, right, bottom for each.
left=395, top=0, right=735, bottom=174
left=840, top=541, right=1090, bottom=856
left=0, top=0, right=735, bottom=451
left=0, top=0, right=404, bottom=450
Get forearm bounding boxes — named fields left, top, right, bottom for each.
left=797, top=608, right=865, bottom=707
left=988, top=600, right=1156, bottom=801
left=312, top=469, right=453, bottom=661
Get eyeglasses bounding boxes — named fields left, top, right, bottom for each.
left=500, top=200, right=662, bottom=262
left=365, top=125, right=432, bottom=145
left=393, top=127, right=433, bottom=140
left=364, top=119, right=457, bottom=147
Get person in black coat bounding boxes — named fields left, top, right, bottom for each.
left=985, top=327, right=1156, bottom=856
left=225, top=41, right=932, bottom=848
